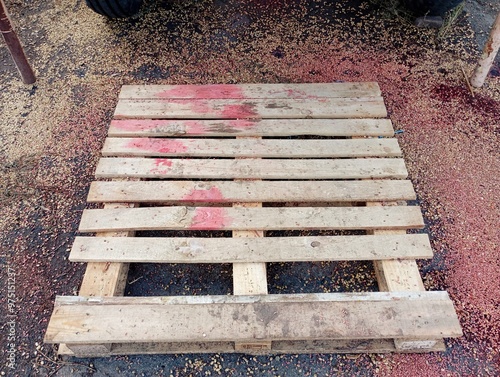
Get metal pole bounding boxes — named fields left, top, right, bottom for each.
left=0, top=0, right=36, bottom=84
left=470, top=11, right=500, bottom=88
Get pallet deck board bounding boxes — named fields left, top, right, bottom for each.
left=79, top=205, right=425, bottom=232
left=95, top=157, right=408, bottom=180
left=102, top=138, right=402, bottom=158
left=70, top=234, right=434, bottom=263
left=114, top=98, right=388, bottom=119
left=108, top=118, right=395, bottom=138
left=44, top=292, right=462, bottom=344
left=87, top=180, right=417, bottom=203
left=118, top=83, right=382, bottom=100
left=45, top=83, right=462, bottom=356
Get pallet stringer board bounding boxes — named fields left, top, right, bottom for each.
left=233, top=136, right=271, bottom=351
left=61, top=199, right=137, bottom=357
left=368, top=202, right=444, bottom=351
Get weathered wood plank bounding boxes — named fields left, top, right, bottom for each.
left=87, top=180, right=416, bottom=203
left=108, top=119, right=394, bottom=138
left=44, top=292, right=463, bottom=344
left=78, top=206, right=424, bottom=232
left=114, top=98, right=388, bottom=119
left=95, top=158, right=408, bottom=180
left=102, top=138, right=401, bottom=158
left=70, top=234, right=434, bottom=263
left=118, top=83, right=382, bottom=100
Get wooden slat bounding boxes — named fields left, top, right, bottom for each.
left=70, top=234, right=434, bottom=263
left=44, top=292, right=463, bottom=344
left=102, top=138, right=401, bottom=158
left=78, top=206, right=424, bottom=232
left=113, top=98, right=387, bottom=119
left=108, top=119, right=395, bottom=138
left=95, top=158, right=408, bottom=180
left=87, top=180, right=417, bottom=203
left=118, top=83, right=382, bottom=100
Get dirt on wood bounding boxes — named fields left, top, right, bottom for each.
left=0, top=0, right=499, bottom=375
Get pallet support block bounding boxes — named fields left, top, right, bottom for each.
left=45, top=83, right=462, bottom=356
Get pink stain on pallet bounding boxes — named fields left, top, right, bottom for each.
left=221, top=104, right=258, bottom=119
left=157, top=84, right=246, bottom=99
left=182, top=186, right=226, bottom=203
left=157, top=85, right=258, bottom=119
left=184, top=120, right=208, bottom=135
left=126, top=138, right=188, bottom=154
left=150, top=158, right=173, bottom=175
left=189, top=207, right=228, bottom=230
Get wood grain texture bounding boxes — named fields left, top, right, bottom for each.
left=108, top=118, right=394, bottom=138
left=114, top=98, right=387, bottom=119
left=78, top=205, right=425, bottom=232
left=70, top=234, right=434, bottom=263
left=95, top=158, right=408, bottom=180
left=118, top=83, right=382, bottom=99
left=87, top=180, right=416, bottom=203
left=102, top=138, right=401, bottom=158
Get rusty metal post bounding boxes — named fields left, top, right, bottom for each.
left=470, top=11, right=500, bottom=88
left=0, top=0, right=36, bottom=84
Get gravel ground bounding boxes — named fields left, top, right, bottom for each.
left=1, top=0, right=499, bottom=376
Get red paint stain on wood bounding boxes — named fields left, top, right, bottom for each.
left=221, top=104, right=258, bottom=119
left=157, top=84, right=246, bottom=99
left=190, top=207, right=228, bottom=230
left=150, top=158, right=173, bottom=174
left=185, top=120, right=208, bottom=134
left=182, top=186, right=226, bottom=202
left=126, top=138, right=188, bottom=154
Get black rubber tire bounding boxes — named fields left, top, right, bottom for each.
left=85, top=0, right=143, bottom=18
left=401, top=0, right=463, bottom=17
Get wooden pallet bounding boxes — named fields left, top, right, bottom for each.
left=44, top=83, right=462, bottom=357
